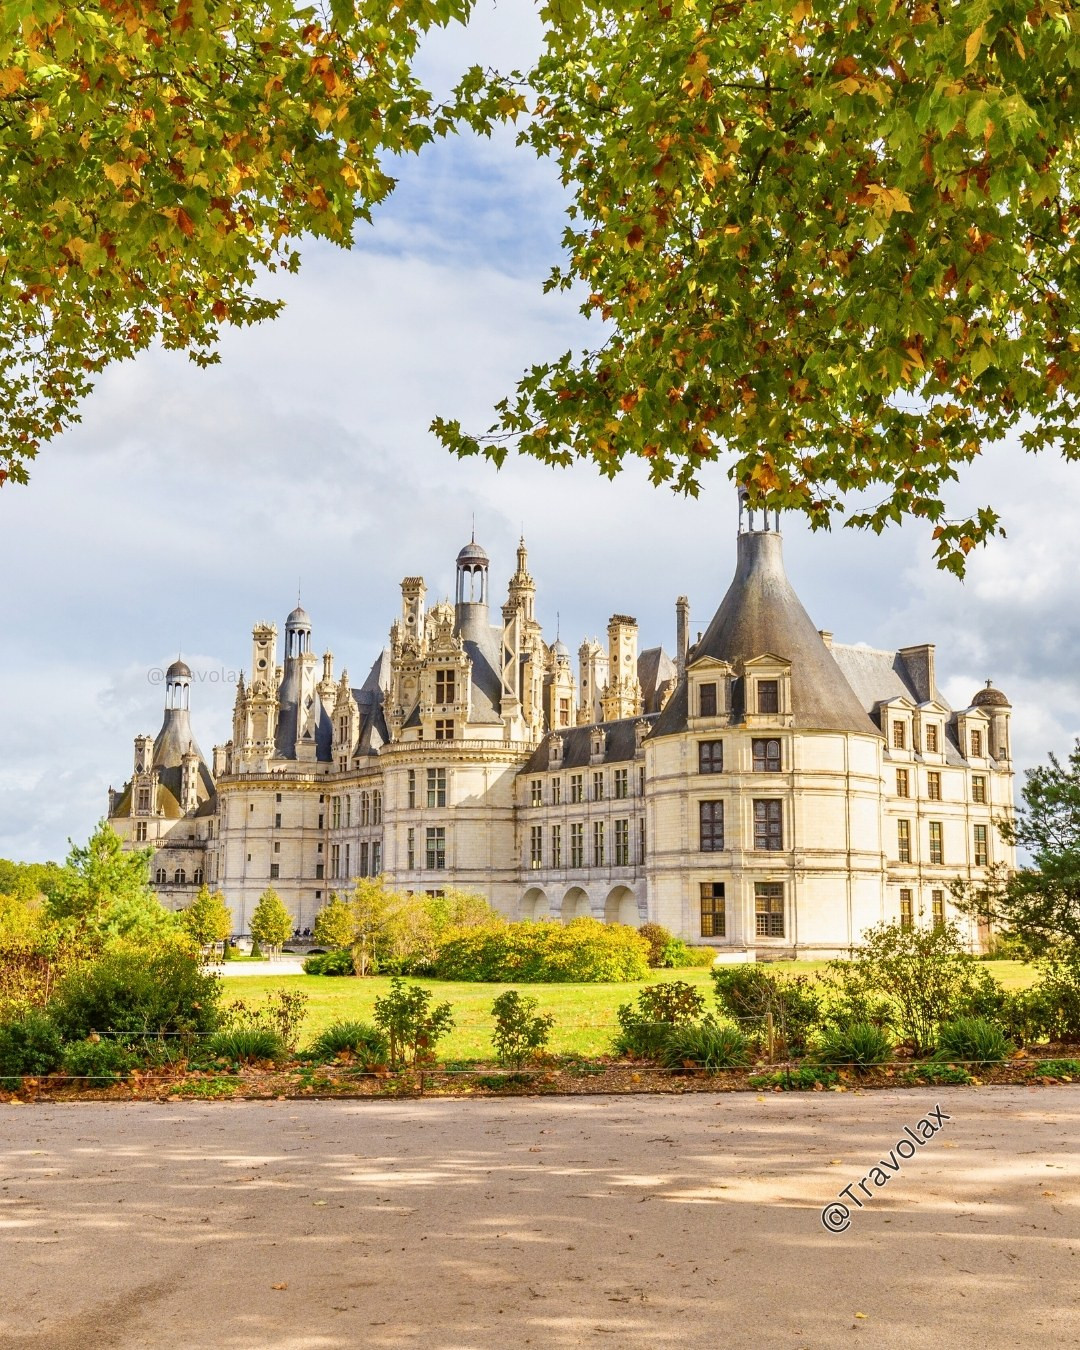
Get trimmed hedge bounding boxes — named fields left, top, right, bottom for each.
left=433, top=918, right=650, bottom=983
left=303, top=950, right=355, bottom=976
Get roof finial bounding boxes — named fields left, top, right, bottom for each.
left=297, top=577, right=301, bottom=607
left=471, top=513, right=475, bottom=544
left=986, top=677, right=993, bottom=688
left=556, top=611, right=560, bottom=640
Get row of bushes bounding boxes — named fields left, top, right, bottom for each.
left=305, top=918, right=715, bottom=983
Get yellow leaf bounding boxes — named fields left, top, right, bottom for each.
left=0, top=68, right=26, bottom=96
left=103, top=162, right=131, bottom=188
left=792, top=0, right=812, bottom=23
left=965, top=24, right=985, bottom=65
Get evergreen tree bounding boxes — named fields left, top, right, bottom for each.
left=48, top=821, right=174, bottom=941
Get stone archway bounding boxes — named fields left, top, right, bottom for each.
left=520, top=887, right=549, bottom=921
left=604, top=885, right=640, bottom=927
left=561, top=886, right=591, bottom=922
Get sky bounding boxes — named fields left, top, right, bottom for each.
left=2, top=2, right=1079, bottom=863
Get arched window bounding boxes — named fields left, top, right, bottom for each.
left=155, top=868, right=166, bottom=884
left=193, top=868, right=204, bottom=885
left=174, top=868, right=186, bottom=885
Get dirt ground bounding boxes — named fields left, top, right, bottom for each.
left=1, top=1087, right=1078, bottom=1349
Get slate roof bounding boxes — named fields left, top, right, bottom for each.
left=650, top=530, right=878, bottom=739
left=522, top=715, right=657, bottom=774
left=638, top=646, right=677, bottom=714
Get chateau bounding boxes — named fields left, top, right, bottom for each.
left=107, top=505, right=1015, bottom=956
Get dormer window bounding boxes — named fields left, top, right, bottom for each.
left=970, top=729, right=982, bottom=758
left=435, top=669, right=456, bottom=704
left=925, top=723, right=939, bottom=753
left=892, top=720, right=906, bottom=750
left=699, top=683, right=717, bottom=717
left=757, top=680, right=779, bottom=714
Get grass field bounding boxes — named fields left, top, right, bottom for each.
left=223, top=960, right=1037, bottom=1063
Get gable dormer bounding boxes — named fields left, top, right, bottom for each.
left=743, top=653, right=793, bottom=729
left=687, top=655, right=733, bottom=725
left=878, top=695, right=916, bottom=757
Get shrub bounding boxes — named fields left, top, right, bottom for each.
left=660, top=940, right=718, bottom=969
left=50, top=945, right=222, bottom=1042
left=249, top=941, right=263, bottom=959
left=61, top=1038, right=138, bottom=1087
left=826, top=922, right=1003, bottom=1055
left=373, top=978, right=455, bottom=1069
left=638, top=923, right=674, bottom=966
left=225, top=989, right=309, bottom=1052
left=434, top=918, right=650, bottom=983
left=490, top=990, right=555, bottom=1069
left=613, top=981, right=705, bottom=1059
left=1027, top=951, right=1080, bottom=1042
left=748, top=1066, right=838, bottom=1090
left=207, top=1028, right=287, bottom=1064
left=660, top=1020, right=748, bottom=1071
left=0, top=1011, right=64, bottom=1088
left=934, top=1016, right=1014, bottom=1066
left=303, top=950, right=355, bottom=976
left=813, top=1022, right=894, bottom=1072
left=712, top=965, right=821, bottom=1056
left=307, top=1020, right=389, bottom=1067
left=1031, top=1058, right=1080, bottom=1080
left=902, top=1063, right=973, bottom=1085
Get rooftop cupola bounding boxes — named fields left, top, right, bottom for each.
left=165, top=658, right=191, bottom=711
left=285, top=604, right=312, bottom=658
left=738, top=485, right=781, bottom=535
left=455, top=533, right=489, bottom=607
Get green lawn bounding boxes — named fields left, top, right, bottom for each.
left=221, top=959, right=1037, bottom=1063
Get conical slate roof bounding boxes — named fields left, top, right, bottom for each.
left=651, top=529, right=878, bottom=739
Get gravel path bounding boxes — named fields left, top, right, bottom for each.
left=1, top=1087, right=1077, bottom=1348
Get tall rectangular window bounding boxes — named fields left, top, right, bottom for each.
left=700, top=883, right=726, bottom=938
left=134, top=821, right=147, bottom=842
left=932, top=888, right=945, bottom=928
left=407, top=828, right=415, bottom=870
left=344, top=844, right=350, bottom=877
left=925, top=723, right=939, bottom=753
left=896, top=769, right=910, bottom=798
left=530, top=825, right=543, bottom=869
left=331, top=796, right=341, bottom=829
left=593, top=771, right=605, bottom=800
left=435, top=669, right=456, bottom=704
left=752, top=738, right=781, bottom=772
left=372, top=790, right=382, bottom=825
left=558, top=696, right=571, bottom=725
left=425, top=827, right=446, bottom=870
left=274, top=812, right=282, bottom=829
left=345, top=796, right=352, bottom=828
left=699, top=800, right=725, bottom=852
left=593, top=820, right=605, bottom=867
left=372, top=841, right=381, bottom=874
left=269, top=863, right=280, bottom=880
left=972, top=775, right=987, bottom=805
left=754, top=882, right=784, bottom=937
left=552, top=823, right=562, bottom=868
left=407, top=770, right=416, bottom=809
left=753, top=799, right=783, bottom=851
left=427, top=767, right=447, bottom=808
left=929, top=821, right=943, bottom=865
left=531, top=778, right=543, bottom=807
left=613, top=768, right=629, bottom=799
left=434, top=718, right=454, bottom=741
left=757, top=680, right=779, bottom=715
left=331, top=844, right=340, bottom=878
left=552, top=777, right=562, bottom=805
left=638, top=817, right=646, bottom=865
left=359, top=841, right=369, bottom=877
left=892, top=720, right=906, bottom=749
left=973, top=824, right=989, bottom=867
left=614, top=818, right=629, bottom=866
left=698, top=741, right=724, bottom=774
left=898, top=818, right=911, bottom=863
left=570, top=822, right=584, bottom=868
left=899, top=889, right=913, bottom=930
left=137, top=787, right=151, bottom=812
left=970, top=729, right=983, bottom=758
left=638, top=766, right=646, bottom=796
left=699, top=682, right=717, bottom=717
left=927, top=771, right=941, bottom=801
left=570, top=773, right=583, bottom=804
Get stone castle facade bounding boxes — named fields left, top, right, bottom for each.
left=107, top=508, right=1015, bottom=956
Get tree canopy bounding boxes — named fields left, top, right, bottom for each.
left=0, top=0, right=505, bottom=486
left=957, top=740, right=1080, bottom=954
left=47, top=820, right=175, bottom=940
left=434, top=0, right=1080, bottom=573
left=249, top=887, right=292, bottom=949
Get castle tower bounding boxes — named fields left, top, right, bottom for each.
left=543, top=640, right=576, bottom=730
left=578, top=639, right=608, bottom=725
left=600, top=616, right=643, bottom=721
